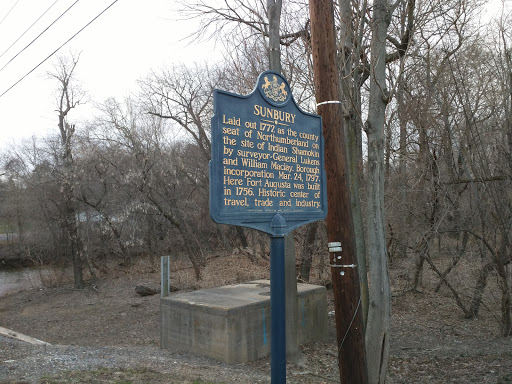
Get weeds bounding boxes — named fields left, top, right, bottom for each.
left=39, top=367, right=227, bottom=384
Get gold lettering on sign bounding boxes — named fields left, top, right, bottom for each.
left=222, top=127, right=240, bottom=135
left=223, top=115, right=241, bottom=126
left=254, top=105, right=296, bottom=124
left=292, top=147, right=320, bottom=158
left=220, top=107, right=322, bottom=211
left=240, top=158, right=268, bottom=169
left=224, top=197, right=249, bottom=206
left=259, top=188, right=286, bottom=198
left=255, top=198, right=274, bottom=207
left=268, top=142, right=287, bottom=153
left=256, top=131, right=308, bottom=147
left=236, top=150, right=270, bottom=160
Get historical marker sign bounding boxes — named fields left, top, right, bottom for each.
left=210, top=71, right=327, bottom=235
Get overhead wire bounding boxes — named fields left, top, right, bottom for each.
left=0, top=0, right=120, bottom=100
left=0, top=0, right=22, bottom=27
left=0, top=0, right=81, bottom=73
left=0, top=0, right=62, bottom=61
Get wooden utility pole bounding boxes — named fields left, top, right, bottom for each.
left=308, top=1, right=368, bottom=383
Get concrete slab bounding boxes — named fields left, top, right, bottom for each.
left=160, top=280, right=327, bottom=363
left=0, top=326, right=49, bottom=345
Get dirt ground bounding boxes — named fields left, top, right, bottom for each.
left=1, top=254, right=511, bottom=383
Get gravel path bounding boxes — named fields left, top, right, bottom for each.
left=0, top=335, right=273, bottom=383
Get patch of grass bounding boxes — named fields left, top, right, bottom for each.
left=39, top=367, right=227, bottom=384
left=40, top=367, right=168, bottom=384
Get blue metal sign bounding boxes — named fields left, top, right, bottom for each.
left=210, top=71, right=327, bottom=235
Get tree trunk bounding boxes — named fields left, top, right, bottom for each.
left=338, top=0, right=369, bottom=330
left=365, top=0, right=392, bottom=381
left=235, top=226, right=249, bottom=249
left=63, top=184, right=85, bottom=289
left=60, top=120, right=85, bottom=289
left=396, top=55, right=409, bottom=261
left=300, top=222, right=318, bottom=282
left=51, top=55, right=85, bottom=289
left=467, top=261, right=494, bottom=319
left=218, top=225, right=233, bottom=253
left=170, top=215, right=203, bottom=281
left=267, top=0, right=282, bottom=74
left=412, top=239, right=428, bottom=290
left=496, top=237, right=512, bottom=336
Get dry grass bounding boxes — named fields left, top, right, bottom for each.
left=2, top=249, right=512, bottom=383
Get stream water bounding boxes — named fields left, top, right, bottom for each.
left=0, top=269, right=43, bottom=297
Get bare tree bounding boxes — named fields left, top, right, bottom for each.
left=93, top=96, right=208, bottom=280
left=381, top=0, right=512, bottom=338
left=48, top=54, right=86, bottom=289
left=363, top=0, right=393, bottom=380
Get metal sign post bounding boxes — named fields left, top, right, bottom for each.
left=270, top=214, right=286, bottom=383
left=209, top=71, right=327, bottom=383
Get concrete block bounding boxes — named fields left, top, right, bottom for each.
left=160, top=279, right=327, bottom=363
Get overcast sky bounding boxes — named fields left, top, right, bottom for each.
left=0, top=0, right=220, bottom=149
left=0, top=0, right=508, bottom=151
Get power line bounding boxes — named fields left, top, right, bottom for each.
left=0, top=0, right=81, bottom=73
left=0, top=0, right=22, bottom=27
left=0, top=0, right=120, bottom=100
left=0, top=0, right=62, bottom=62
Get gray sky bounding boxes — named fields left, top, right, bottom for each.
left=0, top=0, right=506, bottom=150
left=0, top=0, right=219, bottom=149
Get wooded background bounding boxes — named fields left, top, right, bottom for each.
left=1, top=0, right=511, bottom=353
